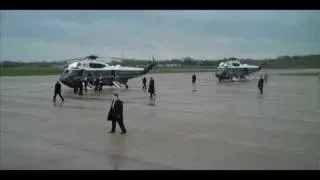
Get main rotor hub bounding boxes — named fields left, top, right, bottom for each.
left=87, top=55, right=98, bottom=60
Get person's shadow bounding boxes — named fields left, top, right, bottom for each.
left=53, top=101, right=64, bottom=108
left=109, top=134, right=127, bottom=170
left=257, top=93, right=265, bottom=101
left=192, top=83, right=197, bottom=92
left=148, top=97, right=156, bottom=106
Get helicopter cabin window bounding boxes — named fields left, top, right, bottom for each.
left=89, top=63, right=106, bottom=68
left=232, top=63, right=240, bottom=66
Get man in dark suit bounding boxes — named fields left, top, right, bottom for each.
left=53, top=81, right=64, bottom=102
left=257, top=75, right=264, bottom=95
left=142, top=77, right=147, bottom=91
left=107, top=93, right=127, bottom=134
left=192, top=73, right=196, bottom=84
left=148, top=77, right=155, bottom=98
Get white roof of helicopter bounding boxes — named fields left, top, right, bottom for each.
left=66, top=59, right=144, bottom=71
left=218, top=60, right=259, bottom=69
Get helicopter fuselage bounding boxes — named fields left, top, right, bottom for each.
left=215, top=60, right=261, bottom=81
left=59, top=60, right=155, bottom=88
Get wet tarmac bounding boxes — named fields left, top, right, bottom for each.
left=1, top=70, right=320, bottom=170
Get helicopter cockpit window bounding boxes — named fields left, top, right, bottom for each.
left=69, top=70, right=82, bottom=77
left=63, top=69, right=70, bottom=75
left=89, top=63, right=106, bottom=68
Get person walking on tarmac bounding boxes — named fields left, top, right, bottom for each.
left=83, top=78, right=88, bottom=94
left=148, top=77, right=155, bottom=98
left=78, top=78, right=83, bottom=96
left=192, top=73, right=196, bottom=84
left=107, top=93, right=127, bottom=134
left=142, top=76, right=147, bottom=91
left=53, top=81, right=64, bottom=102
left=94, top=78, right=99, bottom=92
left=257, top=75, right=264, bottom=95
left=99, top=76, right=103, bottom=92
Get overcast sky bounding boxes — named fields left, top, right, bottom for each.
left=1, top=10, right=320, bottom=61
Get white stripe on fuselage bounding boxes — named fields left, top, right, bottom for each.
left=67, top=60, right=144, bottom=71
left=218, top=60, right=259, bottom=69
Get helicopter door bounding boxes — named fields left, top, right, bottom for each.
left=80, top=70, right=86, bottom=79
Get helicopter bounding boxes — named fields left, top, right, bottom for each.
left=215, top=58, right=265, bottom=82
left=59, top=55, right=157, bottom=92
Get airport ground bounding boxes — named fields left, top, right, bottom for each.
left=1, top=71, right=320, bottom=169
left=1, top=66, right=320, bottom=76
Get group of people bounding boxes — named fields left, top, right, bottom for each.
left=53, top=71, right=270, bottom=134
left=52, top=80, right=127, bottom=134
left=142, top=76, right=156, bottom=98
left=75, top=77, right=104, bottom=96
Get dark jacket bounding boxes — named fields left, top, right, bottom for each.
left=192, top=74, right=196, bottom=82
left=78, top=79, right=83, bottom=88
left=95, top=79, right=100, bottom=86
left=107, top=99, right=123, bottom=121
left=83, top=80, right=88, bottom=86
left=258, top=78, right=264, bottom=88
left=54, top=82, right=61, bottom=93
left=143, top=77, right=146, bottom=84
left=148, top=79, right=155, bottom=94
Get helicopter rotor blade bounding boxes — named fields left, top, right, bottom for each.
left=59, top=57, right=87, bottom=64
left=92, top=56, right=122, bottom=64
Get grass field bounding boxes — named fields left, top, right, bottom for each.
left=0, top=67, right=63, bottom=76
left=277, top=72, right=320, bottom=76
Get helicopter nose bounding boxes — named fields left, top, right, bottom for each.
left=59, top=76, right=66, bottom=84
left=59, top=76, right=72, bottom=87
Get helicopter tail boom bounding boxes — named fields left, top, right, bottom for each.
left=143, top=62, right=157, bottom=74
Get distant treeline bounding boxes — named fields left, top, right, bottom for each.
left=1, top=54, right=320, bottom=69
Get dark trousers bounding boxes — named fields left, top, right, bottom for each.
left=111, top=118, right=127, bottom=133
left=79, top=87, right=83, bottom=96
left=259, top=87, right=263, bottom=94
left=53, top=91, right=64, bottom=101
left=143, top=83, right=146, bottom=90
